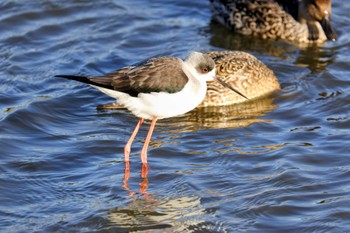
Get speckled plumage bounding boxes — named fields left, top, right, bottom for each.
left=199, top=50, right=280, bottom=107
left=210, top=0, right=336, bottom=43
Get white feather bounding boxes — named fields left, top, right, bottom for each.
left=93, top=57, right=216, bottom=120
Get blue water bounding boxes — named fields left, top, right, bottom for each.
left=1, top=0, right=350, bottom=232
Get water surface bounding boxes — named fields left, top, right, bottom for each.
left=1, top=0, right=350, bottom=232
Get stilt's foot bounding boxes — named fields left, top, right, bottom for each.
left=124, top=148, right=131, bottom=162
left=140, top=152, right=148, bottom=164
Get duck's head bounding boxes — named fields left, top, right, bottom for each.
left=301, top=0, right=336, bottom=41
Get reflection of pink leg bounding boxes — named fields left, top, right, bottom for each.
left=124, top=118, right=144, bottom=162
left=139, top=178, right=149, bottom=197
left=140, top=117, right=157, bottom=164
left=122, top=161, right=136, bottom=198
left=122, top=161, right=130, bottom=190
left=122, top=163, right=151, bottom=199
left=140, top=164, right=150, bottom=198
left=141, top=163, right=149, bottom=179
left=140, top=179, right=148, bottom=194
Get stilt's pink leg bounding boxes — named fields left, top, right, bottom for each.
left=124, top=118, right=144, bottom=162
left=140, top=117, right=157, bottom=164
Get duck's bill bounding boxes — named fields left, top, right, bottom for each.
left=215, top=77, right=249, bottom=100
left=320, top=17, right=337, bottom=41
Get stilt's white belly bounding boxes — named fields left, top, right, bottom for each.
left=93, top=81, right=207, bottom=120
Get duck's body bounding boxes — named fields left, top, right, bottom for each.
left=210, top=0, right=336, bottom=43
left=199, top=50, right=280, bottom=107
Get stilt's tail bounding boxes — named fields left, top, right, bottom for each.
left=55, top=75, right=112, bottom=89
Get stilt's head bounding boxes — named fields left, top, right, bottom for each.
left=185, top=52, right=216, bottom=82
left=186, top=51, right=249, bottom=100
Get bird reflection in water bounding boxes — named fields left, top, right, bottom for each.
left=158, top=94, right=279, bottom=132
left=107, top=189, right=203, bottom=231
left=97, top=90, right=280, bottom=196
left=118, top=94, right=279, bottom=199
left=122, top=162, right=152, bottom=199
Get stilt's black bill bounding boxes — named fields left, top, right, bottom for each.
left=215, top=77, right=249, bottom=100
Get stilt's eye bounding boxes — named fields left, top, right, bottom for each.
left=201, top=67, right=209, bottom=73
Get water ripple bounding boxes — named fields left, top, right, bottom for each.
left=1, top=0, right=350, bottom=232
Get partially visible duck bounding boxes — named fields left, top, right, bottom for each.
left=199, top=50, right=280, bottom=107
left=210, top=0, right=337, bottom=43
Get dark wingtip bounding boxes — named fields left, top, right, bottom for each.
left=56, top=74, right=114, bottom=90
left=55, top=75, right=88, bottom=80
left=55, top=74, right=94, bottom=84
